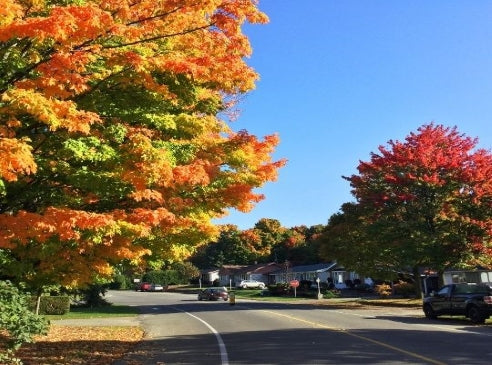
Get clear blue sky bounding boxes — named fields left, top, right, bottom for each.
left=217, top=1, right=492, bottom=230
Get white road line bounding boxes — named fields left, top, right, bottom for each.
left=174, top=308, right=229, bottom=365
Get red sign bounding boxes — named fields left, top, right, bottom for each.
left=289, top=280, right=300, bottom=288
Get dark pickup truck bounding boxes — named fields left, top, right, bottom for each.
left=423, top=283, right=492, bottom=324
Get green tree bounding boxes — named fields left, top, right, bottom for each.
left=284, top=225, right=324, bottom=265
left=319, top=203, right=398, bottom=281
left=169, top=262, right=200, bottom=283
left=191, top=224, right=253, bottom=268
left=251, top=218, right=288, bottom=261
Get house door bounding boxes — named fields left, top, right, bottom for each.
left=333, top=271, right=345, bottom=285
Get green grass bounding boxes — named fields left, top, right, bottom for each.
left=232, top=289, right=321, bottom=301
left=231, top=289, right=264, bottom=299
left=45, top=305, right=139, bottom=320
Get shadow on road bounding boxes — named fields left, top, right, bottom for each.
left=114, top=325, right=489, bottom=365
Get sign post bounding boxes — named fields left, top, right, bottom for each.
left=289, top=280, right=300, bottom=298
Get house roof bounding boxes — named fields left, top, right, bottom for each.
left=272, top=262, right=337, bottom=274
left=219, top=262, right=283, bottom=275
left=219, top=265, right=248, bottom=275
left=246, top=262, right=284, bottom=274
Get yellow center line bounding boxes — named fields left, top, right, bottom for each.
left=261, top=309, right=447, bottom=365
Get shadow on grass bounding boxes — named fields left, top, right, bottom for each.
left=46, top=305, right=140, bottom=320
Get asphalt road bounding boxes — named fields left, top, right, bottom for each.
left=108, top=290, right=492, bottom=365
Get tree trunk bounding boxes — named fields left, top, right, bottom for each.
left=35, top=293, right=42, bottom=315
left=437, top=270, right=444, bottom=288
left=413, top=266, right=424, bottom=299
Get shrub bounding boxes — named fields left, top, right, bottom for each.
left=299, top=280, right=312, bottom=290
left=80, top=284, right=110, bottom=307
left=110, top=274, right=132, bottom=290
left=28, top=296, right=70, bottom=315
left=323, top=290, right=341, bottom=299
left=0, top=281, right=49, bottom=363
left=267, top=283, right=290, bottom=296
left=142, top=269, right=192, bottom=286
left=374, top=283, right=392, bottom=297
left=393, top=280, right=416, bottom=298
left=142, top=270, right=168, bottom=285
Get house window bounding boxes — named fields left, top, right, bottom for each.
left=480, top=272, right=492, bottom=284
left=451, top=272, right=481, bottom=284
left=465, top=272, right=480, bottom=284
left=333, top=271, right=345, bottom=284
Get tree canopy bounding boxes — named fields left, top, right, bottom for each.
left=0, top=0, right=285, bottom=289
left=320, top=124, right=492, bottom=287
left=191, top=220, right=324, bottom=268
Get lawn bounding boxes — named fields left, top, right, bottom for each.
left=46, top=305, right=140, bottom=320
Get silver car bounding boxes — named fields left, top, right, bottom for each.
left=238, top=280, right=266, bottom=289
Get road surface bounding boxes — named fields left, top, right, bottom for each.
left=109, top=290, right=492, bottom=365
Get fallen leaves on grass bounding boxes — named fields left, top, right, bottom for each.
left=15, top=325, right=144, bottom=365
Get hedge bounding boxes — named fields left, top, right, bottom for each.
left=29, top=296, right=71, bottom=315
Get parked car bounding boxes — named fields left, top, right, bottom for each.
left=197, top=287, right=229, bottom=301
left=423, top=283, right=492, bottom=324
left=135, top=282, right=151, bottom=291
left=136, top=282, right=165, bottom=292
left=238, top=279, right=266, bottom=289
left=149, top=283, right=165, bottom=292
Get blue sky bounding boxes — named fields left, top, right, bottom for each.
left=217, top=1, right=492, bottom=230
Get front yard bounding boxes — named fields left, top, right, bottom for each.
left=0, top=290, right=426, bottom=364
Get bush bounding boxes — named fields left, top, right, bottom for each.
left=393, top=280, right=416, bottom=298
left=110, top=274, right=133, bottom=290
left=28, top=296, right=70, bottom=315
left=142, top=270, right=168, bottom=285
left=374, top=283, right=392, bottom=297
left=80, top=284, right=110, bottom=307
left=267, top=283, right=290, bottom=296
left=142, top=269, right=190, bottom=286
left=323, top=290, right=341, bottom=299
left=0, top=281, right=49, bottom=363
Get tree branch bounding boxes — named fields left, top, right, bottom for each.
left=103, top=22, right=214, bottom=49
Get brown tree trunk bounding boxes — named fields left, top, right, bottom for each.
left=413, top=266, right=424, bottom=299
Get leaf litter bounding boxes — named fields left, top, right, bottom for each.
left=13, top=325, right=144, bottom=364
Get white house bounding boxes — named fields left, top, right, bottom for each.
left=270, top=262, right=367, bottom=289
left=199, top=268, right=220, bottom=286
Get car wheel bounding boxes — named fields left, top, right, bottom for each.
left=468, top=306, right=486, bottom=324
left=241, top=285, right=247, bottom=289
left=423, top=304, right=437, bottom=319
left=259, top=285, right=265, bottom=289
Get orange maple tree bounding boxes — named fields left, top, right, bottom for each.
left=0, top=0, right=285, bottom=289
